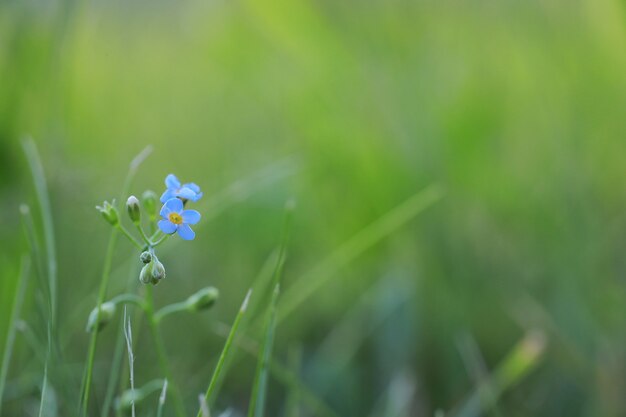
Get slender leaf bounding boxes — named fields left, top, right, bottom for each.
left=247, top=284, right=280, bottom=417
left=279, top=184, right=444, bottom=322
left=197, top=289, right=252, bottom=417
left=0, top=255, right=30, bottom=415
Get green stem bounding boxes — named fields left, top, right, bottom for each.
left=80, top=146, right=152, bottom=416
left=80, top=227, right=119, bottom=416
left=154, top=301, right=188, bottom=323
left=144, top=285, right=187, bottom=417
left=110, top=293, right=147, bottom=310
left=116, top=225, right=144, bottom=249
left=135, top=222, right=153, bottom=246
left=151, top=233, right=169, bottom=247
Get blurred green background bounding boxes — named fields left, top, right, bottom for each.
left=2, top=0, right=626, bottom=415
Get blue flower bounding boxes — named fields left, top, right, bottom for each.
left=158, top=198, right=201, bottom=240
left=160, top=174, right=203, bottom=203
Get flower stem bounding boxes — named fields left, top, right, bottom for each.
left=151, top=233, right=169, bottom=247
left=116, top=225, right=144, bottom=250
left=154, top=301, right=188, bottom=323
left=80, top=227, right=118, bottom=416
left=110, top=293, right=147, bottom=310
left=144, top=285, right=187, bottom=417
left=135, top=223, right=153, bottom=247
left=79, top=145, right=152, bottom=416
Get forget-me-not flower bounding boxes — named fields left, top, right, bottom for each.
left=160, top=174, right=203, bottom=203
left=158, top=198, right=201, bottom=240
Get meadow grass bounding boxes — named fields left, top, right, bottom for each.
left=5, top=2, right=624, bottom=412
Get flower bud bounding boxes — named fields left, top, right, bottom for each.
left=186, top=287, right=219, bottom=311
left=150, top=258, right=166, bottom=284
left=140, top=251, right=152, bottom=264
left=139, top=256, right=166, bottom=285
left=139, top=263, right=152, bottom=284
left=86, top=302, right=116, bottom=332
left=142, top=190, right=158, bottom=219
left=96, top=201, right=119, bottom=226
left=126, top=195, right=141, bottom=224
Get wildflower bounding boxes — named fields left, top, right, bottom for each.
left=158, top=198, right=200, bottom=240
left=160, top=174, right=203, bottom=203
left=96, top=200, right=119, bottom=226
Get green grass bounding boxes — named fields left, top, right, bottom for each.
left=3, top=0, right=626, bottom=415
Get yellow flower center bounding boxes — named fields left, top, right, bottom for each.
left=168, top=212, right=183, bottom=225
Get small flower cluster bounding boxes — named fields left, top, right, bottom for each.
left=96, top=173, right=203, bottom=285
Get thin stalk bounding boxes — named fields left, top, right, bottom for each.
left=279, top=184, right=444, bottom=322
left=213, top=324, right=340, bottom=417
left=151, top=233, right=169, bottom=247
left=247, top=285, right=280, bottom=417
left=38, top=323, right=52, bottom=417
left=22, top=138, right=57, bottom=327
left=123, top=308, right=136, bottom=417
left=79, top=146, right=152, bottom=416
left=110, top=293, right=147, bottom=310
left=156, top=379, right=168, bottom=417
left=102, top=262, right=141, bottom=417
left=134, top=223, right=153, bottom=246
left=117, top=225, right=144, bottom=250
left=144, top=285, right=187, bottom=417
left=154, top=301, right=188, bottom=323
left=80, top=227, right=119, bottom=416
left=197, top=289, right=252, bottom=417
left=0, top=255, right=30, bottom=415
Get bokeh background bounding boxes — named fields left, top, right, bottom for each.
left=2, top=0, right=626, bottom=416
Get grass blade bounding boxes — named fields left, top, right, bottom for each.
left=284, top=344, right=302, bottom=417
left=157, top=380, right=168, bottom=417
left=0, top=255, right=30, bottom=415
left=211, top=325, right=340, bottom=417
left=38, top=323, right=56, bottom=417
left=123, top=308, right=136, bottom=417
left=197, top=289, right=252, bottom=417
left=247, top=284, right=280, bottom=417
left=278, top=184, right=444, bottom=322
left=451, top=330, right=547, bottom=417
left=22, top=137, right=57, bottom=327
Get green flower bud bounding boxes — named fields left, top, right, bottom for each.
left=140, top=251, right=152, bottom=264
left=186, top=287, right=219, bottom=311
left=86, top=301, right=116, bottom=332
left=126, top=195, right=141, bottom=224
left=96, top=201, right=119, bottom=226
left=139, top=255, right=166, bottom=285
left=142, top=190, right=158, bottom=219
left=150, top=258, right=166, bottom=284
left=139, top=263, right=152, bottom=284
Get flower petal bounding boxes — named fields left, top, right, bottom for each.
left=177, top=224, right=195, bottom=240
left=160, top=189, right=175, bottom=203
left=159, top=202, right=171, bottom=218
left=183, top=182, right=201, bottom=193
left=164, top=197, right=183, bottom=214
left=182, top=210, right=201, bottom=225
left=165, top=174, right=181, bottom=189
left=189, top=191, right=203, bottom=202
left=177, top=187, right=197, bottom=200
left=158, top=219, right=177, bottom=234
